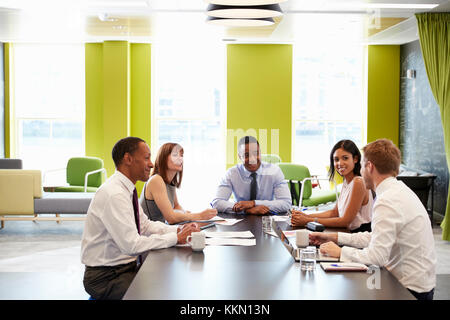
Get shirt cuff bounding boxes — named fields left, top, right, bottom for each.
left=338, top=232, right=352, bottom=246
left=340, top=246, right=355, bottom=262
left=164, top=231, right=178, bottom=247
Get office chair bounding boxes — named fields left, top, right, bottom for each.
left=277, top=163, right=338, bottom=208
left=45, top=157, right=107, bottom=192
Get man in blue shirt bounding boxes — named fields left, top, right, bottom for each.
left=211, top=136, right=291, bottom=214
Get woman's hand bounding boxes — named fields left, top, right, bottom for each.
left=290, top=212, right=310, bottom=226
left=199, top=208, right=218, bottom=220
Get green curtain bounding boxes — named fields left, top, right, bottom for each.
left=416, top=13, right=450, bottom=241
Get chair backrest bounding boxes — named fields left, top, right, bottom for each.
left=277, top=163, right=312, bottom=206
left=66, top=157, right=104, bottom=188
left=261, top=154, right=282, bottom=164
left=0, top=158, right=23, bottom=169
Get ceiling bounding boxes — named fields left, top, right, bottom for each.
left=0, top=0, right=449, bottom=44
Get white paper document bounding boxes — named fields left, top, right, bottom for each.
left=203, top=231, right=254, bottom=238
left=214, top=218, right=243, bottom=226
left=205, top=238, right=256, bottom=246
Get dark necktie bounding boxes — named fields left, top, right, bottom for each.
left=250, top=172, right=257, bottom=201
left=132, top=188, right=143, bottom=266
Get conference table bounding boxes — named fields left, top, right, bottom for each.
left=123, top=213, right=415, bottom=300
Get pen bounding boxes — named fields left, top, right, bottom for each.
left=200, top=223, right=216, bottom=230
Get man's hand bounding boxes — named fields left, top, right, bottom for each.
left=245, top=205, right=270, bottom=215
left=232, top=200, right=255, bottom=212
left=319, top=241, right=342, bottom=258
left=177, top=223, right=200, bottom=244
left=309, top=232, right=338, bottom=246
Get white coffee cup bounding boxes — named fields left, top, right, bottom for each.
left=187, top=232, right=206, bottom=251
left=296, top=229, right=309, bottom=247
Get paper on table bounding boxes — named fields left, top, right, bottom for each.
left=205, top=238, right=256, bottom=246
left=203, top=231, right=254, bottom=238
left=214, top=218, right=243, bottom=226
left=209, top=216, right=226, bottom=221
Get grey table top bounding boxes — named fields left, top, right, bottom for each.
left=124, top=213, right=415, bottom=300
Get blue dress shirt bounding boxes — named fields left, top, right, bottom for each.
left=211, top=162, right=292, bottom=213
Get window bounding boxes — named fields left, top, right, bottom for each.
left=292, top=45, right=365, bottom=176
left=153, top=40, right=226, bottom=211
left=13, top=44, right=85, bottom=184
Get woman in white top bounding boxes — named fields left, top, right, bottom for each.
left=291, top=139, right=373, bottom=233
left=140, top=142, right=217, bottom=225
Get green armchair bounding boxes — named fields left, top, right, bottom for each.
left=46, top=157, right=107, bottom=192
left=277, top=162, right=338, bottom=208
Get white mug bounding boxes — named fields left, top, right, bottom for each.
left=187, top=232, right=206, bottom=251
left=296, top=229, right=309, bottom=247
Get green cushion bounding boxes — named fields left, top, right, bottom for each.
left=66, top=157, right=104, bottom=188
left=53, top=186, right=99, bottom=193
left=302, top=190, right=337, bottom=207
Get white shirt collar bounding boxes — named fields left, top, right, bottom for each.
left=114, top=170, right=136, bottom=194
left=375, top=176, right=396, bottom=195
left=240, top=162, right=263, bottom=178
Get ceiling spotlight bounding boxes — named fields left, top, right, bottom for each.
left=206, top=3, right=283, bottom=18
left=205, top=0, right=287, bottom=5
left=206, top=16, right=275, bottom=27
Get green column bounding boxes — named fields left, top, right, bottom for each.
left=367, top=45, right=400, bottom=146
left=85, top=41, right=151, bottom=194
left=227, top=44, right=292, bottom=167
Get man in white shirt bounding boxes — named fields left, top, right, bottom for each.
left=310, top=139, right=436, bottom=300
left=81, top=137, right=199, bottom=300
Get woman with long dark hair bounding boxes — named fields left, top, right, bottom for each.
left=291, top=139, right=373, bottom=233
left=139, top=142, right=217, bottom=224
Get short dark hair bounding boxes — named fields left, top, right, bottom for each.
left=328, top=139, right=362, bottom=182
left=362, top=139, right=401, bottom=176
left=238, top=136, right=259, bottom=151
left=112, top=136, right=145, bottom=168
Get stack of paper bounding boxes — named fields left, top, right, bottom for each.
left=204, top=231, right=256, bottom=246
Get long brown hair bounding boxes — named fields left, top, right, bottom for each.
left=151, top=143, right=183, bottom=188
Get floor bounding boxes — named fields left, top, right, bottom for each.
left=0, top=215, right=449, bottom=300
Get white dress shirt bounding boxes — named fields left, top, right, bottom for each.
left=81, top=171, right=178, bottom=267
left=211, top=162, right=292, bottom=213
left=338, top=177, right=436, bottom=293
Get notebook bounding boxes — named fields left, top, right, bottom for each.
left=272, top=220, right=339, bottom=262
left=320, top=262, right=368, bottom=272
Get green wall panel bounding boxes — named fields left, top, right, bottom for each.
left=85, top=41, right=151, bottom=195
left=367, top=45, right=400, bottom=146
left=227, top=44, right=292, bottom=167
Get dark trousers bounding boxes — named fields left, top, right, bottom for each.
left=351, top=222, right=372, bottom=233
left=408, top=288, right=434, bottom=300
left=83, top=261, right=138, bottom=300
